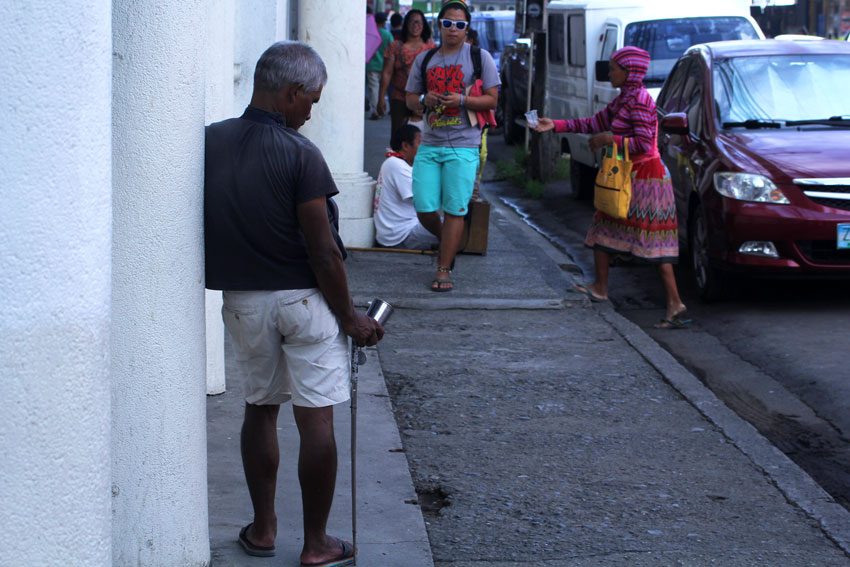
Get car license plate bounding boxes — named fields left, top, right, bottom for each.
left=839, top=223, right=850, bottom=250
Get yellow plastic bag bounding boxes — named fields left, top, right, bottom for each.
left=593, top=138, right=632, bottom=219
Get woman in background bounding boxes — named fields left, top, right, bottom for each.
left=377, top=9, right=436, bottom=133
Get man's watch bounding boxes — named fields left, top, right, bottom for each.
left=419, top=93, right=426, bottom=107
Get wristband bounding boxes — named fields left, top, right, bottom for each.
left=460, top=93, right=464, bottom=107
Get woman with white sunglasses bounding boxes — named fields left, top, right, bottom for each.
left=404, top=0, right=500, bottom=292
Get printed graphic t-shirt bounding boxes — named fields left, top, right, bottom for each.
left=406, top=43, right=500, bottom=148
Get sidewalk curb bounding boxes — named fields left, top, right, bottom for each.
left=354, top=346, right=435, bottom=567
left=599, top=308, right=850, bottom=556
left=354, top=296, right=569, bottom=310
left=484, top=181, right=850, bottom=557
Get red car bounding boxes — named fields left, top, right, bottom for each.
left=657, top=39, right=850, bottom=301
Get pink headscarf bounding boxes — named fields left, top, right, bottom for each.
left=609, top=46, right=651, bottom=115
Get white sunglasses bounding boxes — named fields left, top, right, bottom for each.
left=439, top=19, right=468, bottom=31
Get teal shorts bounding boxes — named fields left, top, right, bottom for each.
left=411, top=144, right=478, bottom=216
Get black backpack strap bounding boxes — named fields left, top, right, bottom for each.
left=470, top=45, right=482, bottom=82
left=418, top=47, right=440, bottom=93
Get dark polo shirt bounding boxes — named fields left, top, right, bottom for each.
left=204, top=106, right=345, bottom=291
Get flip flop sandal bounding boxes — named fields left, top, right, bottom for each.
left=238, top=523, right=276, bottom=557
left=300, top=537, right=355, bottom=567
left=654, top=315, right=693, bottom=329
left=567, top=284, right=606, bottom=303
left=431, top=267, right=453, bottom=292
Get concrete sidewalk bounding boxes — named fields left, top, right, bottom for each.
left=204, top=116, right=850, bottom=566
left=206, top=193, right=850, bottom=565
left=342, top=193, right=850, bottom=565
left=207, top=343, right=434, bottom=566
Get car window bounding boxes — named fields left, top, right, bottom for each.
left=657, top=58, right=692, bottom=113
left=548, top=13, right=565, bottom=64
left=600, top=26, right=618, bottom=61
left=680, top=59, right=705, bottom=137
left=568, top=15, right=586, bottom=67
left=472, top=14, right=520, bottom=71
left=714, top=54, right=850, bottom=124
left=625, top=16, right=759, bottom=86
left=473, top=15, right=519, bottom=55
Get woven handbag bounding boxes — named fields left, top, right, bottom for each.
left=593, top=138, right=632, bottom=219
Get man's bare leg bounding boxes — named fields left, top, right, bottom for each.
left=241, top=402, right=281, bottom=547
left=293, top=404, right=348, bottom=565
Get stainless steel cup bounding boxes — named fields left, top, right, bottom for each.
left=365, top=298, right=393, bottom=326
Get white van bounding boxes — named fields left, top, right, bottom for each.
left=529, top=0, right=764, bottom=195
left=471, top=10, right=520, bottom=70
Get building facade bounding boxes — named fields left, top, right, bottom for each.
left=752, top=0, right=850, bottom=37
left=0, top=1, right=373, bottom=565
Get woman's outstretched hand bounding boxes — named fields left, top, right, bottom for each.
left=533, top=117, right=555, bottom=132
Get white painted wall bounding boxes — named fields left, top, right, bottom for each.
left=206, top=0, right=237, bottom=124
left=0, top=1, right=366, bottom=563
left=111, top=0, right=210, bottom=564
left=0, top=2, right=113, bottom=565
left=207, top=0, right=289, bottom=395
left=300, top=0, right=376, bottom=246
left=204, top=0, right=237, bottom=396
left=233, top=0, right=288, bottom=115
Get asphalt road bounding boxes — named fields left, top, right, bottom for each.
left=483, top=132, right=850, bottom=511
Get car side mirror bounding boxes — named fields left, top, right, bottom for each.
left=660, top=112, right=689, bottom=135
left=595, top=60, right=610, bottom=83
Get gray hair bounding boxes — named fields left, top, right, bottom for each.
left=253, top=41, right=328, bottom=94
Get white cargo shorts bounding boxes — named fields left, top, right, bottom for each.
left=221, top=289, right=350, bottom=407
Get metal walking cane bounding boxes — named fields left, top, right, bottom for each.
left=350, top=299, right=393, bottom=566
left=350, top=341, right=364, bottom=565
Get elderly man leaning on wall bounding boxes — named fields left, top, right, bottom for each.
left=204, top=41, right=383, bottom=567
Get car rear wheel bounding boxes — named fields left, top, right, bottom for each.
left=570, top=159, right=596, bottom=200
left=688, top=202, right=730, bottom=302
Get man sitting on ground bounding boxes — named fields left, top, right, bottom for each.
left=373, top=124, right=440, bottom=249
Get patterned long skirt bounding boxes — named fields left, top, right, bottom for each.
left=584, top=157, right=679, bottom=263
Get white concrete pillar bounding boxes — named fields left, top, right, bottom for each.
left=300, top=0, right=377, bottom=246
left=0, top=2, right=112, bottom=566
left=233, top=0, right=288, bottom=114
left=111, top=1, right=210, bottom=565
left=204, top=0, right=236, bottom=396
left=204, top=0, right=289, bottom=395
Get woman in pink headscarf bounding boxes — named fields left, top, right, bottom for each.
left=535, top=46, right=689, bottom=329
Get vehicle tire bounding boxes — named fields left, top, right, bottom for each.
left=502, top=97, right=524, bottom=146
left=688, top=202, right=730, bottom=302
left=570, top=159, right=596, bottom=200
